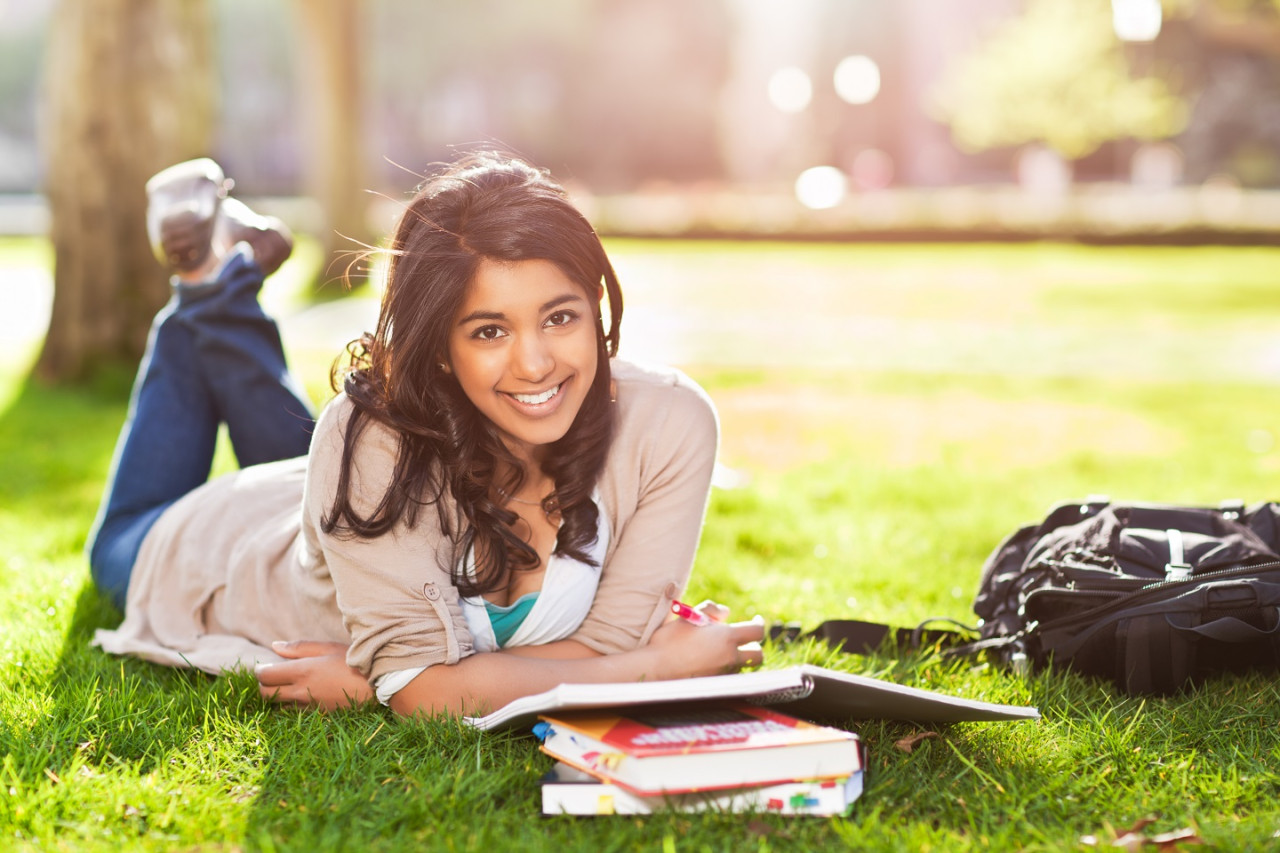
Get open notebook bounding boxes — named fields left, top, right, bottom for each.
left=464, top=664, right=1039, bottom=731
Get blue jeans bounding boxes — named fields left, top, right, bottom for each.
left=87, top=250, right=315, bottom=611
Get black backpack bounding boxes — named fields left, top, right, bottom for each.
left=970, top=498, right=1280, bottom=695
left=770, top=498, right=1280, bottom=696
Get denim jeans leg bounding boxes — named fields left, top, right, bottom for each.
left=88, top=298, right=221, bottom=610
left=183, top=251, right=315, bottom=467
left=88, top=250, right=316, bottom=611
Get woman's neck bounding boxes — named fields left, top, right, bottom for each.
left=494, top=458, right=555, bottom=508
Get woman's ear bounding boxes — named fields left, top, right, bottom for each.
left=438, top=360, right=452, bottom=375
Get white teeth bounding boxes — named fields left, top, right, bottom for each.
left=511, top=384, right=560, bottom=405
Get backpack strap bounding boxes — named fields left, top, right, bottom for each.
left=1116, top=614, right=1196, bottom=695
left=768, top=617, right=975, bottom=654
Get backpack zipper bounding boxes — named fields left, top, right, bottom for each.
left=1037, top=559, right=1280, bottom=633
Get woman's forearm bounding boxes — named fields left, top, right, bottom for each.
left=387, top=613, right=764, bottom=719
left=387, top=644, right=659, bottom=718
left=497, top=639, right=600, bottom=660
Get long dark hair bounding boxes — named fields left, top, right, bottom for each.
left=324, top=152, right=624, bottom=597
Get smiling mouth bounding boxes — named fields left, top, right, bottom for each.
left=509, top=383, right=562, bottom=405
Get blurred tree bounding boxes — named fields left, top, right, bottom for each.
left=38, top=0, right=215, bottom=383
left=1148, top=0, right=1280, bottom=183
left=292, top=0, right=373, bottom=265
left=1173, top=0, right=1280, bottom=53
left=932, top=0, right=1187, bottom=162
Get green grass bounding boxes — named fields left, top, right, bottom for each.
left=4, top=238, right=1280, bottom=850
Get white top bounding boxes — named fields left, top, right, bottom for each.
left=374, top=501, right=610, bottom=705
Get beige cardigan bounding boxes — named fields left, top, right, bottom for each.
left=93, top=360, right=719, bottom=683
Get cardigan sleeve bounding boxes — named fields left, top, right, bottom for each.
left=301, top=396, right=475, bottom=682
left=569, top=369, right=720, bottom=654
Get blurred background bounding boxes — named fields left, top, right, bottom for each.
left=4, top=1, right=1279, bottom=213
left=1, top=0, right=1279, bottom=381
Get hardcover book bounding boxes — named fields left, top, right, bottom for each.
left=540, top=761, right=864, bottom=816
left=536, top=702, right=862, bottom=796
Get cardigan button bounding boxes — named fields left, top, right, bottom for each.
left=662, top=582, right=680, bottom=600
left=423, top=583, right=441, bottom=601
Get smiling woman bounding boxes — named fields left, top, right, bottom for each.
left=88, top=151, right=764, bottom=718
left=448, top=258, right=601, bottom=467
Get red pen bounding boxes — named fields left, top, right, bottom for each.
left=671, top=600, right=712, bottom=627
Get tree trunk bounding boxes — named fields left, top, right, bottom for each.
left=292, top=0, right=371, bottom=269
left=1191, top=2, right=1280, bottom=56
left=38, top=0, right=215, bottom=384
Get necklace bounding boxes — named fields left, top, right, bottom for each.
left=497, top=488, right=550, bottom=507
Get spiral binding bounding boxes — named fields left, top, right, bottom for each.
left=742, top=676, right=815, bottom=705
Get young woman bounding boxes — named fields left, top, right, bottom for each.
left=90, top=152, right=763, bottom=717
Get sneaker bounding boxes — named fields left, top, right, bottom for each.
left=146, top=158, right=294, bottom=281
left=145, top=158, right=229, bottom=278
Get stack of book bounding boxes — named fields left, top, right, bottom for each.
left=534, top=701, right=865, bottom=816
left=469, top=664, right=1037, bottom=816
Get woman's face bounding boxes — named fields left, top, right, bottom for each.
left=447, top=257, right=600, bottom=464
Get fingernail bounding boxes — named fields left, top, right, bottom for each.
left=271, top=640, right=287, bottom=649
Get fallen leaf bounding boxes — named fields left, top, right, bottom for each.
left=1123, top=817, right=1159, bottom=835
left=1111, top=831, right=1149, bottom=851
left=1146, top=828, right=1204, bottom=849
left=894, top=731, right=939, bottom=753
left=1080, top=817, right=1203, bottom=851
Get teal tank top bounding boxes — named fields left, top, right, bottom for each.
left=484, top=593, right=540, bottom=647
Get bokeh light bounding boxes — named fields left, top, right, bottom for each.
left=794, top=166, right=847, bottom=209
left=767, top=66, right=813, bottom=113
left=1111, top=0, right=1162, bottom=42
left=833, top=55, right=881, bottom=105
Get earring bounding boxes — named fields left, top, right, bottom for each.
left=438, top=362, right=451, bottom=374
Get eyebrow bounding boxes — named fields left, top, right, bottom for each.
left=456, top=293, right=587, bottom=326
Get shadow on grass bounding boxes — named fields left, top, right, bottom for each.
left=0, top=368, right=131, bottom=519
left=0, top=370, right=239, bottom=840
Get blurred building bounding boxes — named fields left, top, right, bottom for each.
left=0, top=0, right=1277, bottom=198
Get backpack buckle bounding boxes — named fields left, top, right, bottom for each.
left=1165, top=528, right=1192, bottom=580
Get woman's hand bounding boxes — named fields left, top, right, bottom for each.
left=254, top=640, right=373, bottom=710
left=644, top=600, right=765, bottom=680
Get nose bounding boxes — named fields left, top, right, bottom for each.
left=511, top=332, right=554, bottom=382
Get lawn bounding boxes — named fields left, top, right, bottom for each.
left=3, top=237, right=1280, bottom=851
